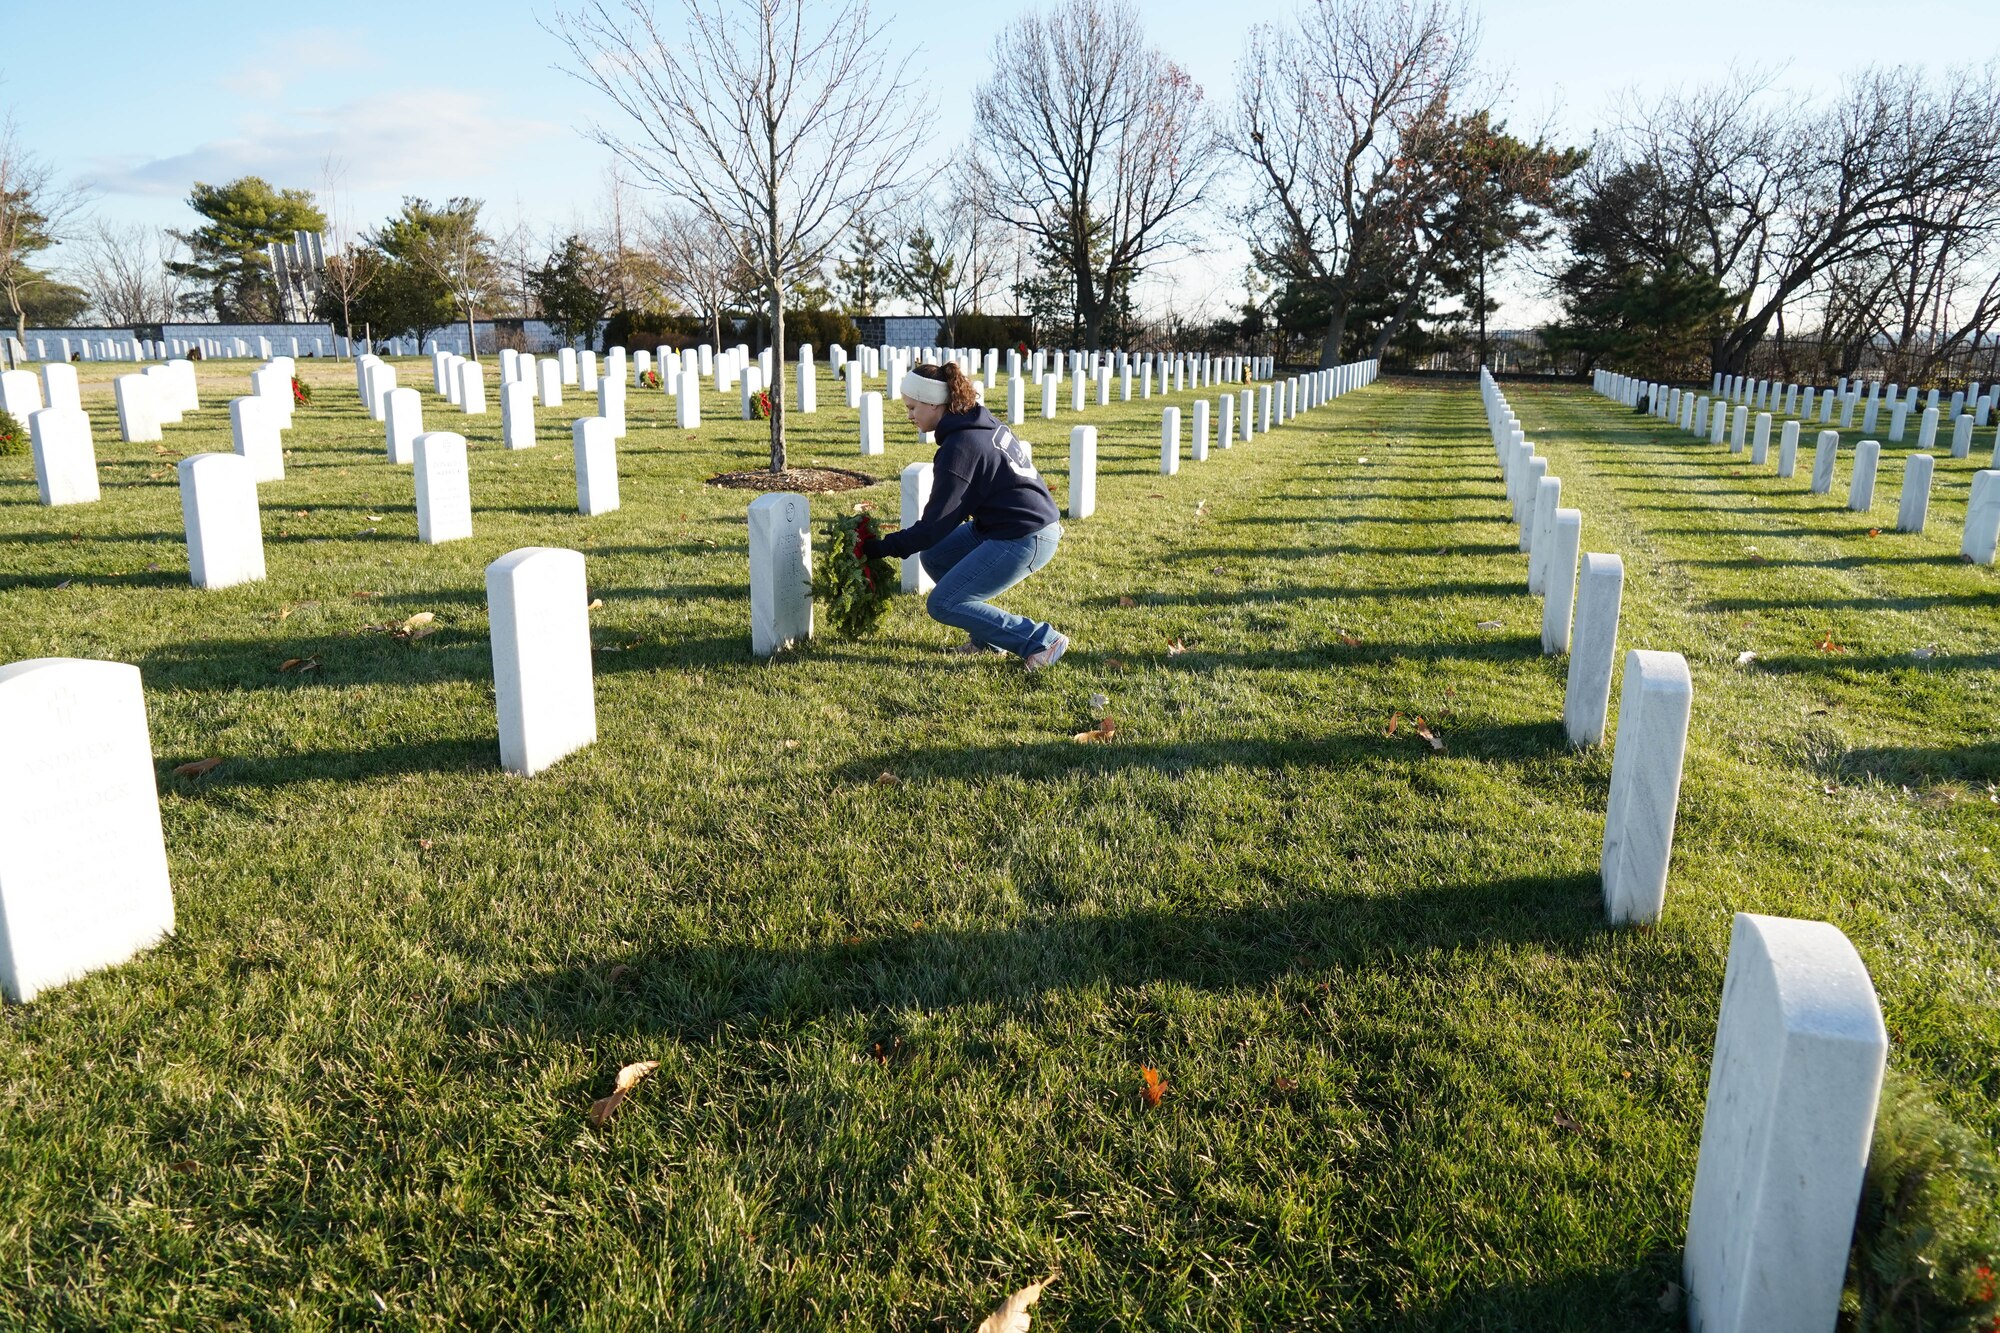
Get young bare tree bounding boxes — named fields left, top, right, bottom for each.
left=649, top=209, right=737, bottom=353
left=315, top=157, right=376, bottom=356
left=73, top=221, right=188, bottom=325
left=1234, top=0, right=1480, bottom=367
left=552, top=0, right=924, bottom=474
left=0, top=108, right=86, bottom=366
left=973, top=0, right=1220, bottom=350
left=882, top=171, right=1005, bottom=344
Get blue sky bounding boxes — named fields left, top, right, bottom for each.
left=7, top=0, right=1999, bottom=325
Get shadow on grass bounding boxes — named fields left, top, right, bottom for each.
left=1750, top=651, right=2000, bottom=677
left=1833, top=739, right=2000, bottom=785
left=452, top=868, right=1612, bottom=1046
left=1703, top=589, right=2000, bottom=612
left=1381, top=1255, right=1685, bottom=1333
left=1091, top=581, right=1529, bottom=609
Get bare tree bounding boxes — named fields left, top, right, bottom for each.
left=882, top=170, right=1005, bottom=344
left=0, top=107, right=86, bottom=366
left=552, top=0, right=924, bottom=474
left=72, top=221, right=188, bottom=324
left=315, top=157, right=376, bottom=356
left=1233, top=0, right=1480, bottom=367
left=973, top=0, right=1220, bottom=350
left=649, top=209, right=737, bottom=353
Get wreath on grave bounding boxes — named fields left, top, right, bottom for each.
left=291, top=376, right=312, bottom=406
left=753, top=389, right=773, bottom=420
left=640, top=368, right=661, bottom=390
left=0, top=407, right=24, bottom=457
left=813, top=510, right=895, bottom=638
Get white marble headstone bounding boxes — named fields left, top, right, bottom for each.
left=1069, top=425, right=1096, bottom=519
left=748, top=492, right=813, bottom=656
left=572, top=417, right=619, bottom=516
left=486, top=547, right=596, bottom=776
left=228, top=396, right=284, bottom=482
left=178, top=453, right=265, bottom=589
left=28, top=408, right=98, bottom=506
left=0, top=659, right=176, bottom=1002
left=1684, top=913, right=1885, bottom=1333
left=414, top=431, right=473, bottom=544
left=1600, top=649, right=1691, bottom=925
left=1563, top=553, right=1623, bottom=747
left=900, top=462, right=934, bottom=595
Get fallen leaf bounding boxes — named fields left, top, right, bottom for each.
left=1476, top=619, right=1503, bottom=631
left=1117, top=595, right=1135, bottom=608
left=1088, top=692, right=1109, bottom=713
left=145, top=563, right=160, bottom=572
left=1139, top=1066, right=1166, bottom=1107
left=1747, top=553, right=1767, bottom=566
left=1912, top=646, right=1935, bottom=660
left=1273, top=1075, right=1299, bottom=1093
left=1072, top=718, right=1118, bottom=744
left=1357, top=455, right=1370, bottom=463
left=586, top=598, right=603, bottom=611
left=782, top=739, right=800, bottom=750
left=276, top=656, right=320, bottom=673
left=975, top=1275, right=1058, bottom=1333
left=608, top=963, right=632, bottom=985
left=365, top=514, right=384, bottom=523
left=1867, top=528, right=1881, bottom=537
left=1385, top=711, right=1403, bottom=737
left=1817, top=633, right=1845, bottom=653
left=1735, top=650, right=1758, bottom=666
left=1338, top=632, right=1361, bottom=647
left=167, top=1158, right=201, bottom=1175
left=587, top=1060, right=660, bottom=1128
left=1102, top=657, right=1127, bottom=670
left=171, top=757, right=223, bottom=779
left=1210, top=564, right=1226, bottom=575
left=417, top=838, right=433, bottom=851
left=1552, top=1107, right=1585, bottom=1134
left=874, top=771, right=901, bottom=787
left=52, top=579, right=71, bottom=590
left=1412, top=717, right=1446, bottom=752
left=1166, top=639, right=1187, bottom=656
left=1658, top=1281, right=1683, bottom=1314
left=275, top=606, right=293, bottom=621
left=399, top=612, right=435, bottom=631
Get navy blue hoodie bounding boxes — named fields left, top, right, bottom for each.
left=866, top=406, right=1061, bottom=559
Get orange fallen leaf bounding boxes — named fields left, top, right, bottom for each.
left=1866, top=528, right=1881, bottom=537
left=586, top=598, right=604, bottom=611
left=1166, top=638, right=1186, bottom=656
left=277, top=656, right=320, bottom=673
left=1817, top=633, right=1845, bottom=653
left=1338, top=632, right=1361, bottom=647
left=1139, top=1066, right=1166, bottom=1108
left=1273, top=1075, right=1299, bottom=1093
left=1413, top=717, right=1446, bottom=752
left=417, top=838, right=433, bottom=851
left=874, top=771, right=901, bottom=786
left=171, top=757, right=223, bottom=778
left=976, top=1274, right=1058, bottom=1333
left=1385, top=711, right=1403, bottom=737
left=1072, top=718, right=1118, bottom=744
left=587, top=1059, right=660, bottom=1128
left=1117, top=595, right=1136, bottom=608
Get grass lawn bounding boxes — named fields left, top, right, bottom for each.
left=0, top=360, right=1994, bottom=1329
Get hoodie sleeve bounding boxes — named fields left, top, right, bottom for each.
left=867, top=455, right=978, bottom=559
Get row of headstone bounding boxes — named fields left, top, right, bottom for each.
left=1483, top=369, right=1688, bottom=927
left=1492, top=370, right=1890, bottom=1333
left=1596, top=371, right=2000, bottom=564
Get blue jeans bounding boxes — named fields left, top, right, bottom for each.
left=920, top=521, right=1063, bottom=658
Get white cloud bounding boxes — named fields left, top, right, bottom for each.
left=79, top=90, right=560, bottom=198
left=216, top=27, right=371, bottom=100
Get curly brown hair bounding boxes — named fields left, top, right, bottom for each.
left=913, top=361, right=980, bottom=414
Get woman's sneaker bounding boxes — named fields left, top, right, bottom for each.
left=1022, top=633, right=1070, bottom=671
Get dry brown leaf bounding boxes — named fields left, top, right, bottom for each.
left=1476, top=619, right=1504, bottom=631
left=586, top=598, right=604, bottom=611
left=1117, top=595, right=1136, bottom=608
left=1273, top=1075, right=1299, bottom=1093
left=52, top=579, right=72, bottom=590
left=1338, top=632, right=1361, bottom=647
left=782, top=739, right=800, bottom=750
left=1412, top=717, right=1446, bottom=752
left=417, top=838, right=433, bottom=851
left=975, top=1275, right=1058, bottom=1333
left=171, top=757, right=223, bottom=779
left=608, top=963, right=632, bottom=985
left=276, top=656, right=320, bottom=674
left=587, top=1059, right=660, bottom=1128
left=399, top=612, right=435, bottom=631
left=874, top=771, right=901, bottom=787
left=1866, top=528, right=1881, bottom=538
left=1166, top=638, right=1187, bottom=656
left=1071, top=718, right=1118, bottom=744
left=1102, top=657, right=1127, bottom=671
left=1384, top=711, right=1403, bottom=737
left=1139, top=1066, right=1166, bottom=1107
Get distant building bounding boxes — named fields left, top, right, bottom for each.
left=851, top=315, right=943, bottom=347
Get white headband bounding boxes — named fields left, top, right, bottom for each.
left=901, top=372, right=950, bottom=405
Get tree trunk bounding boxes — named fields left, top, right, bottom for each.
left=768, top=278, right=786, bottom=474
left=1319, top=301, right=1349, bottom=370
left=464, top=308, right=479, bottom=360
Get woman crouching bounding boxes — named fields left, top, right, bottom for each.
left=860, top=362, right=1070, bottom=669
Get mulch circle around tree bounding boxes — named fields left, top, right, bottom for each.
left=704, top=467, right=880, bottom=493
